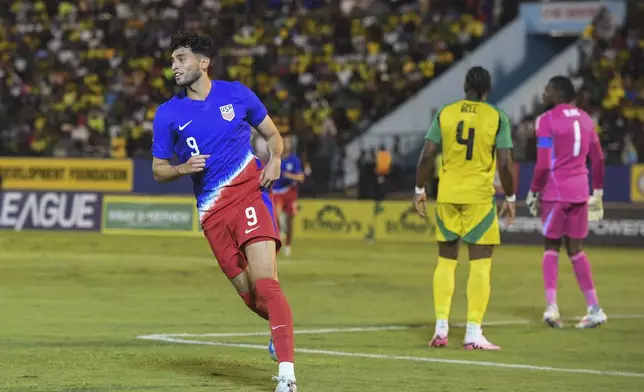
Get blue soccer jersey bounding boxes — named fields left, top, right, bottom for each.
left=272, top=153, right=303, bottom=194
left=152, top=80, right=267, bottom=220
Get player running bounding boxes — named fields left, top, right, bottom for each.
left=414, top=66, right=516, bottom=350
left=151, top=30, right=297, bottom=392
left=525, top=76, right=607, bottom=329
left=272, top=136, right=304, bottom=257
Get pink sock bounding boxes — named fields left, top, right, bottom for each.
left=542, top=250, right=559, bottom=306
left=571, top=252, right=599, bottom=307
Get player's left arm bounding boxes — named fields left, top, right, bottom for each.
left=255, top=116, right=284, bottom=161
left=255, top=117, right=284, bottom=188
left=495, top=109, right=516, bottom=224
left=414, top=110, right=441, bottom=217
left=241, top=82, right=284, bottom=187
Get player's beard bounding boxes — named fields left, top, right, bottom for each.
left=176, top=68, right=202, bottom=87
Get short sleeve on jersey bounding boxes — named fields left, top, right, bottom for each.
left=152, top=104, right=174, bottom=159
left=535, top=113, right=552, bottom=137
left=236, top=82, right=268, bottom=128
left=494, top=108, right=513, bottom=149
left=425, top=108, right=443, bottom=143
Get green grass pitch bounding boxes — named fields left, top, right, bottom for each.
left=1, top=232, right=643, bottom=391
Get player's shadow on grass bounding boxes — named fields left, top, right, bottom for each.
left=157, top=356, right=270, bottom=390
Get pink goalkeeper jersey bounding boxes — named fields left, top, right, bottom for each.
left=530, top=104, right=605, bottom=203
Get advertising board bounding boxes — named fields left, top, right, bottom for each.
left=0, top=158, right=133, bottom=192
left=501, top=205, right=644, bottom=247
left=520, top=1, right=626, bottom=35
left=101, top=195, right=199, bottom=236
left=0, top=191, right=102, bottom=231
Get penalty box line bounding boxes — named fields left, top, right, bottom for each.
left=136, top=334, right=644, bottom=379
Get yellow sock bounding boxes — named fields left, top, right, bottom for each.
left=467, top=258, right=492, bottom=324
left=433, top=257, right=458, bottom=321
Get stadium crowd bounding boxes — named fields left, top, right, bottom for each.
left=0, top=0, right=488, bottom=161
left=513, top=2, right=644, bottom=165
left=4, top=0, right=641, bottom=183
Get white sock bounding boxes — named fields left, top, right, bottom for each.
left=465, top=322, right=481, bottom=340
left=435, top=319, right=449, bottom=335
left=278, top=362, right=295, bottom=379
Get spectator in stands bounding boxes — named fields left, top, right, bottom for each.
left=374, top=144, right=391, bottom=200
left=357, top=148, right=377, bottom=199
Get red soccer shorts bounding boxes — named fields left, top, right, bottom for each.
left=202, top=191, right=281, bottom=279
left=273, top=187, right=298, bottom=217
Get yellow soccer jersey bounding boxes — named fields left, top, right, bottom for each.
left=426, top=99, right=513, bottom=204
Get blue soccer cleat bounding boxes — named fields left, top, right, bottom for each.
left=268, top=337, right=278, bottom=362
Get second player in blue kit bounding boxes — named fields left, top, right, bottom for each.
left=151, top=30, right=297, bottom=392
left=272, top=137, right=304, bottom=257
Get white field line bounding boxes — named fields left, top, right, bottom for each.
left=136, top=334, right=644, bottom=379
left=139, top=314, right=644, bottom=339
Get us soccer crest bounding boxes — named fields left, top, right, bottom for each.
left=219, top=104, right=235, bottom=121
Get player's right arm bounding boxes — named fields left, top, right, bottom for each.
left=151, top=105, right=209, bottom=183
left=525, top=114, right=551, bottom=217
left=529, top=114, right=551, bottom=194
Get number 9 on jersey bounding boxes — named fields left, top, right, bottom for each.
left=187, top=136, right=201, bottom=156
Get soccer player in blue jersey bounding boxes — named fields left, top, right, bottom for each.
left=272, top=136, right=304, bottom=257
left=151, top=30, right=297, bottom=392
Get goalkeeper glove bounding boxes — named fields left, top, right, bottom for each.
left=526, top=191, right=539, bottom=217
left=588, top=189, right=604, bottom=222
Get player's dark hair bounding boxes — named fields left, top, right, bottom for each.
left=170, top=29, right=214, bottom=59
left=464, top=66, right=492, bottom=100
left=549, top=75, right=576, bottom=103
